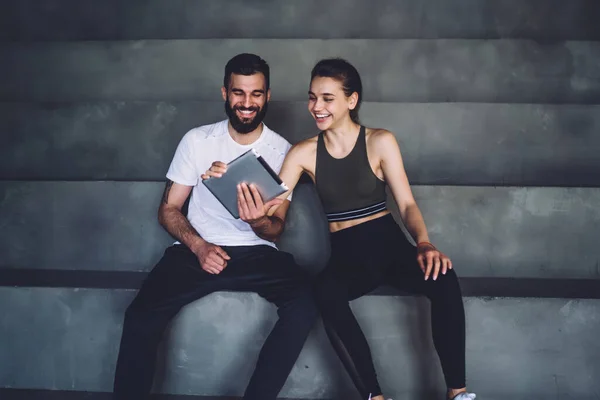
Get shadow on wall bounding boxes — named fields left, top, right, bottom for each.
left=277, top=177, right=331, bottom=276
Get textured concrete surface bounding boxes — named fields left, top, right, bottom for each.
left=400, top=186, right=600, bottom=279
left=1, top=2, right=599, bottom=398
left=2, top=40, right=599, bottom=103
left=1, top=181, right=599, bottom=279
left=1, top=287, right=598, bottom=399
left=2, top=101, right=600, bottom=186
left=0, top=390, right=286, bottom=400
left=1, top=0, right=599, bottom=41
left=6, top=271, right=600, bottom=300
left=0, top=181, right=330, bottom=274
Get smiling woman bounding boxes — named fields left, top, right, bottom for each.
left=272, top=58, right=477, bottom=400
left=309, top=59, right=363, bottom=128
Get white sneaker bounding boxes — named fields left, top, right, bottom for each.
left=451, top=393, right=476, bottom=400
left=366, top=394, right=393, bottom=400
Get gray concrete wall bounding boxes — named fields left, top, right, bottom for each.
left=2, top=40, right=599, bottom=103
left=1, top=0, right=599, bottom=398
left=1, top=181, right=599, bottom=279
left=2, top=102, right=600, bottom=186
left=1, top=287, right=599, bottom=400
left=2, top=0, right=599, bottom=41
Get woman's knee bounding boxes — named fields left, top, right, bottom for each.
left=427, top=268, right=463, bottom=298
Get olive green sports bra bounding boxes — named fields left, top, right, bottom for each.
left=315, top=126, right=387, bottom=222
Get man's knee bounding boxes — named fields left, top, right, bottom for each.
left=313, top=277, right=350, bottom=316
left=277, top=284, right=318, bottom=324
left=122, top=295, right=163, bottom=332
left=313, top=277, right=330, bottom=302
left=122, top=302, right=146, bottom=331
left=296, top=288, right=319, bottom=320
left=274, top=259, right=317, bottom=312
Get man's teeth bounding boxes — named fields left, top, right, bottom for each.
left=239, top=110, right=255, bottom=114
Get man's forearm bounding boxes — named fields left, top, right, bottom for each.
left=250, top=215, right=285, bottom=242
left=158, top=206, right=205, bottom=252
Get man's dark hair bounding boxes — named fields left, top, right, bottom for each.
left=224, top=53, right=270, bottom=90
left=311, top=58, right=362, bottom=124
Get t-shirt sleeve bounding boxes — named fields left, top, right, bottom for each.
left=166, top=131, right=198, bottom=186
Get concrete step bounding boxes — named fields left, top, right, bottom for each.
left=2, top=181, right=599, bottom=279
left=2, top=269, right=599, bottom=299
left=1, top=287, right=598, bottom=399
left=0, top=389, right=294, bottom=400
left=2, top=102, right=600, bottom=186
left=1, top=181, right=599, bottom=279
left=1, top=40, right=599, bottom=103
left=2, top=0, right=598, bottom=41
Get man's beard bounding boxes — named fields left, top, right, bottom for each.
left=225, top=99, right=268, bottom=134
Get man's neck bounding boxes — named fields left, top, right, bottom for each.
left=228, top=122, right=264, bottom=145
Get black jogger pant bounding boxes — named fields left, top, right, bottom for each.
left=113, top=244, right=317, bottom=400
left=315, top=214, right=466, bottom=398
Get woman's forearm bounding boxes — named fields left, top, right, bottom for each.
left=400, top=203, right=430, bottom=245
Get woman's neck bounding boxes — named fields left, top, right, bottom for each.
left=322, top=119, right=362, bottom=157
left=324, top=118, right=361, bottom=146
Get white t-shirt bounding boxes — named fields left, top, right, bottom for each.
left=166, top=119, right=291, bottom=249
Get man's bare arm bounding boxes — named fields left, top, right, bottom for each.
left=158, top=180, right=231, bottom=274
left=157, top=180, right=205, bottom=251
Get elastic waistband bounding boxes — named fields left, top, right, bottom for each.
left=330, top=212, right=397, bottom=239
left=326, top=201, right=387, bottom=222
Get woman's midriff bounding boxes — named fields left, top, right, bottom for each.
left=328, top=209, right=391, bottom=233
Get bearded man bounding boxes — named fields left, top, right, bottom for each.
left=112, top=53, right=317, bottom=400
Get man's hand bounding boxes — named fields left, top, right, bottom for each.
left=201, top=161, right=227, bottom=180
left=237, top=183, right=283, bottom=225
left=192, top=240, right=230, bottom=275
left=416, top=242, right=453, bottom=281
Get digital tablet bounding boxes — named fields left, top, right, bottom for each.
left=202, top=148, right=289, bottom=219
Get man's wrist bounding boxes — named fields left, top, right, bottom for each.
left=189, top=237, right=207, bottom=254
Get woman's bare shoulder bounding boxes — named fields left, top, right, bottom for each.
left=290, top=135, right=319, bottom=155
left=365, top=127, right=398, bottom=147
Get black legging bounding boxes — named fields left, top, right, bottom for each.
left=315, top=214, right=466, bottom=398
